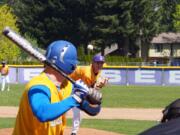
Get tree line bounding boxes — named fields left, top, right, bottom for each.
left=1, top=0, right=180, bottom=62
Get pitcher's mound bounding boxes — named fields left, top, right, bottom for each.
left=0, top=127, right=123, bottom=135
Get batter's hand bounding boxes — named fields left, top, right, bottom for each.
left=72, top=80, right=89, bottom=103
left=87, top=88, right=102, bottom=104
left=94, top=77, right=109, bottom=90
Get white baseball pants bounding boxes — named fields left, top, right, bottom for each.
left=1, top=75, right=10, bottom=91
left=71, top=107, right=82, bottom=134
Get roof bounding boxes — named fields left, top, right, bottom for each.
left=151, top=32, right=180, bottom=44
left=96, top=43, right=118, bottom=56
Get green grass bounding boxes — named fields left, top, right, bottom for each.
left=0, top=84, right=25, bottom=106
left=0, top=118, right=15, bottom=129
left=102, top=85, right=180, bottom=108
left=68, top=119, right=157, bottom=135
left=1, top=84, right=180, bottom=108
left=1, top=84, right=180, bottom=134
left=0, top=118, right=157, bottom=135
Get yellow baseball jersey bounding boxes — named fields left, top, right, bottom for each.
left=0, top=65, right=9, bottom=75
left=70, top=65, right=100, bottom=87
left=13, top=73, right=73, bottom=135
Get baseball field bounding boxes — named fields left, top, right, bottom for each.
left=0, top=84, right=180, bottom=135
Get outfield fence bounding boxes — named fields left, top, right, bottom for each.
left=5, top=65, right=180, bottom=86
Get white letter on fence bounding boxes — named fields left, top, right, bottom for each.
left=101, top=70, right=121, bottom=83
left=169, top=71, right=180, bottom=83
left=135, top=70, right=155, bottom=83
left=24, top=68, right=43, bottom=81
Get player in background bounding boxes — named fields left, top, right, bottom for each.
left=13, top=40, right=101, bottom=135
left=70, top=54, right=108, bottom=135
left=0, top=61, right=10, bottom=91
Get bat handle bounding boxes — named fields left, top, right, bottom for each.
left=44, top=61, right=94, bottom=96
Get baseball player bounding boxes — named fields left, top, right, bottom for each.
left=70, top=54, right=108, bottom=135
left=13, top=40, right=101, bottom=135
left=0, top=61, right=10, bottom=91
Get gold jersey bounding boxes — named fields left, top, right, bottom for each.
left=0, top=65, right=9, bottom=75
left=70, top=65, right=100, bottom=87
left=13, top=73, right=73, bottom=135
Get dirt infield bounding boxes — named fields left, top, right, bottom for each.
left=0, top=106, right=163, bottom=120
left=0, top=106, right=163, bottom=135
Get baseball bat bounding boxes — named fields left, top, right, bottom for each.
left=3, top=27, right=76, bottom=84
left=2, top=27, right=102, bottom=103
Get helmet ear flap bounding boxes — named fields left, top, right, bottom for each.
left=71, top=64, right=76, bottom=71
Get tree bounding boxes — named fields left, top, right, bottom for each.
left=131, top=0, right=163, bottom=60
left=0, top=4, right=21, bottom=62
left=116, top=0, right=135, bottom=56
left=92, top=0, right=163, bottom=59
left=12, top=0, right=96, bottom=49
left=92, top=0, right=118, bottom=54
left=161, top=0, right=178, bottom=32
left=92, top=0, right=135, bottom=55
left=173, top=4, right=180, bottom=32
left=11, top=0, right=165, bottom=60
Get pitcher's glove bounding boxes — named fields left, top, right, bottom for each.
left=94, top=77, right=108, bottom=90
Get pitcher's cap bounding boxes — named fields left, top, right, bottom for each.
left=93, top=55, right=105, bottom=62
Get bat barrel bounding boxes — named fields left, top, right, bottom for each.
left=2, top=27, right=99, bottom=99
left=3, top=27, right=75, bottom=84
left=3, top=27, right=46, bottom=62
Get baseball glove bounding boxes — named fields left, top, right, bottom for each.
left=94, top=76, right=108, bottom=90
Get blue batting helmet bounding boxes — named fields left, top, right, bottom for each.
left=45, top=40, right=78, bottom=74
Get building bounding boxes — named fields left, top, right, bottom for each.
left=149, top=32, right=180, bottom=65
